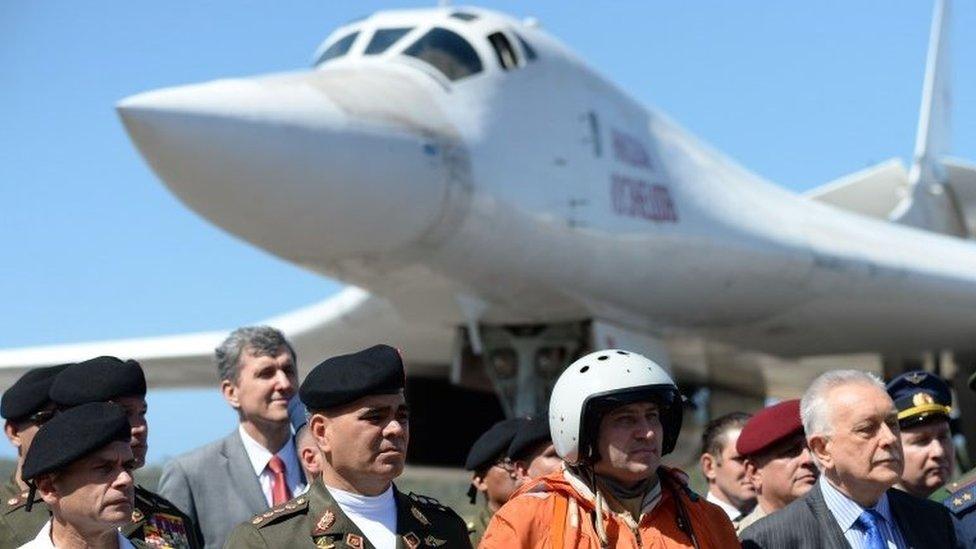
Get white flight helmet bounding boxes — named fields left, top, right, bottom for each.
left=549, top=349, right=682, bottom=465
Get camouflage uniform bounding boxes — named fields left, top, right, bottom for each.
left=225, top=479, right=471, bottom=548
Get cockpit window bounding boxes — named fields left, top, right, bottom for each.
left=450, top=12, right=479, bottom=22
left=364, top=27, right=413, bottom=55
left=487, top=32, right=518, bottom=70
left=316, top=31, right=359, bottom=66
left=403, top=27, right=483, bottom=81
left=516, top=33, right=538, bottom=61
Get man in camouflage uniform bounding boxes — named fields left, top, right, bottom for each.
left=0, top=364, right=69, bottom=546
left=226, top=344, right=470, bottom=548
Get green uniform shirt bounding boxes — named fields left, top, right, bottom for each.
left=0, top=484, right=201, bottom=549
left=225, top=478, right=471, bottom=548
left=466, top=505, right=492, bottom=547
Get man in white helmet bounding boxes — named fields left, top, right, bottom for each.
left=480, top=349, right=739, bottom=548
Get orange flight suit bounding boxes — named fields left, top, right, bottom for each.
left=480, top=467, right=739, bottom=549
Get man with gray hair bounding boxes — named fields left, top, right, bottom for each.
left=158, top=326, right=306, bottom=548
left=741, top=369, right=956, bottom=548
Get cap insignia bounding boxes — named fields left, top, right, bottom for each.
left=905, top=372, right=927, bottom=384
left=913, top=392, right=936, bottom=407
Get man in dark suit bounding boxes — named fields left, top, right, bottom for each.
left=158, top=326, right=306, bottom=548
left=741, top=369, right=957, bottom=548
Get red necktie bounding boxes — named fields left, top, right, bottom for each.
left=267, top=455, right=291, bottom=505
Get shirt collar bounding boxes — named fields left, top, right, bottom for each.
left=706, top=490, right=743, bottom=521
left=819, top=476, right=894, bottom=534
left=238, top=424, right=296, bottom=477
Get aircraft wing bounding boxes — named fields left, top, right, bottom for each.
left=0, top=287, right=454, bottom=390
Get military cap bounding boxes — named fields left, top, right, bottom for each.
left=22, top=402, right=130, bottom=485
left=465, top=418, right=522, bottom=472
left=886, top=370, right=951, bottom=428
left=508, top=416, right=552, bottom=461
left=736, top=399, right=803, bottom=458
left=49, top=356, right=147, bottom=407
left=300, top=344, right=404, bottom=410
left=1, top=364, right=71, bottom=421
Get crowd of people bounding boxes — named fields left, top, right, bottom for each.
left=0, top=324, right=975, bottom=548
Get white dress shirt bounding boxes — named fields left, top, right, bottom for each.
left=329, top=484, right=398, bottom=549
left=706, top=490, right=744, bottom=522
left=819, top=477, right=907, bottom=549
left=238, top=425, right=306, bottom=507
left=18, top=520, right=135, bottom=549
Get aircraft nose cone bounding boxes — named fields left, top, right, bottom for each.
left=118, top=72, right=463, bottom=262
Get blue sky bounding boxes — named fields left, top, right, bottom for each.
left=2, top=1, right=974, bottom=463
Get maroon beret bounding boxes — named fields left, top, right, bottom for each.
left=736, top=399, right=803, bottom=457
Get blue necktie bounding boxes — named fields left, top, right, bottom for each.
left=855, top=509, right=887, bottom=549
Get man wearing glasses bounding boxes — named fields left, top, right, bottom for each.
left=0, top=364, right=71, bottom=545
left=463, top=418, right=521, bottom=546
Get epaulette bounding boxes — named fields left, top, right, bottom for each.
left=250, top=495, right=309, bottom=528
left=407, top=492, right=455, bottom=515
left=943, top=479, right=976, bottom=515
left=3, top=490, right=37, bottom=514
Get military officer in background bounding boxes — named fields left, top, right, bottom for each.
left=932, top=371, right=976, bottom=547
left=0, top=364, right=70, bottom=546
left=225, top=344, right=470, bottom=548
left=463, top=418, right=521, bottom=546
left=508, top=416, right=563, bottom=488
left=44, top=356, right=203, bottom=548
left=19, top=402, right=137, bottom=548
left=886, top=370, right=954, bottom=499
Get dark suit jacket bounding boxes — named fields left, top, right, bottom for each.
left=740, top=483, right=957, bottom=549
left=158, top=430, right=302, bottom=549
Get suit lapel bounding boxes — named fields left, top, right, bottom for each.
left=222, top=430, right=270, bottom=514
left=805, top=483, right=849, bottom=549
left=886, top=489, right=925, bottom=549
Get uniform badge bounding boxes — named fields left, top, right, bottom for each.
left=411, top=506, right=430, bottom=526
left=131, top=509, right=145, bottom=523
left=913, top=392, right=936, bottom=406
left=403, top=532, right=421, bottom=549
left=143, top=512, right=190, bottom=548
left=905, top=372, right=927, bottom=384
left=345, top=533, right=364, bottom=548
left=314, top=537, right=336, bottom=549
left=6, top=497, right=18, bottom=506
left=313, top=509, right=336, bottom=535
left=424, top=535, right=447, bottom=546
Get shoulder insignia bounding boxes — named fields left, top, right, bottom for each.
left=345, top=533, right=364, bottom=548
left=403, top=532, right=421, bottom=549
left=944, top=483, right=976, bottom=515
left=250, top=495, right=309, bottom=528
left=4, top=491, right=32, bottom=513
left=944, top=471, right=976, bottom=495
left=424, top=534, right=447, bottom=546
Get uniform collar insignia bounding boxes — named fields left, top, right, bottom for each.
left=403, top=532, right=421, bottom=548
left=913, top=392, right=936, bottom=406
left=424, top=535, right=447, bottom=546
left=131, top=509, right=145, bottom=523
left=313, top=508, right=336, bottom=535
left=345, top=533, right=364, bottom=548
left=906, top=372, right=927, bottom=384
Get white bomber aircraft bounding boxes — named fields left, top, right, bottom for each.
left=2, top=2, right=974, bottom=419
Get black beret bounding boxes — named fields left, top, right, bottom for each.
left=886, top=370, right=951, bottom=428
left=508, top=416, right=552, bottom=461
left=1, top=364, right=72, bottom=421
left=300, top=345, right=404, bottom=410
left=22, top=402, right=131, bottom=481
left=465, top=418, right=522, bottom=471
left=50, top=356, right=147, bottom=407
